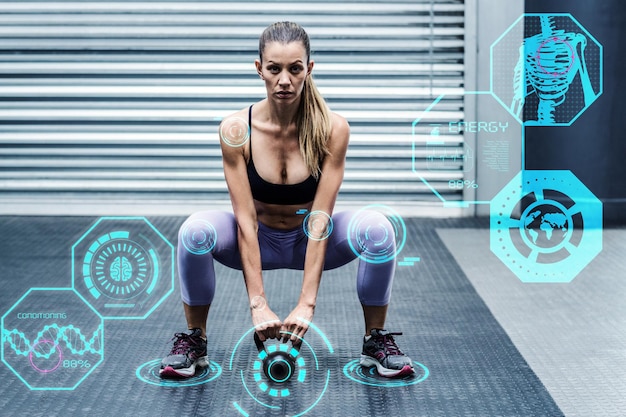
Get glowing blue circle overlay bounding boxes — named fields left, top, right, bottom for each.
left=347, top=204, right=407, bottom=264
left=490, top=170, right=603, bottom=282
left=342, top=359, right=429, bottom=387
left=302, top=210, right=334, bottom=241
left=267, top=357, right=293, bottom=383
left=180, top=219, right=218, bottom=255
left=84, top=235, right=153, bottom=301
left=135, top=359, right=222, bottom=387
left=220, top=116, right=250, bottom=147
left=230, top=320, right=332, bottom=416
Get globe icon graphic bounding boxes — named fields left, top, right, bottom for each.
left=522, top=203, right=569, bottom=249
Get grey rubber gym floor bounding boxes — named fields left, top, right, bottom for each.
left=1, top=216, right=623, bottom=417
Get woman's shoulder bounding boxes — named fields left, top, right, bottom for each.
left=329, top=111, right=350, bottom=141
left=218, top=103, right=262, bottom=153
left=221, top=100, right=266, bottom=124
left=330, top=111, right=348, bottom=126
left=222, top=105, right=252, bottom=124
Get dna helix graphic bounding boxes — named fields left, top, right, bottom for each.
left=2, top=323, right=102, bottom=358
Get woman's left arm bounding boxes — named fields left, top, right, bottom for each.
left=281, top=113, right=350, bottom=342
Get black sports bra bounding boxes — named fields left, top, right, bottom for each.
left=246, top=105, right=319, bottom=205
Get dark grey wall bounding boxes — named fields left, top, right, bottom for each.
left=524, top=0, right=626, bottom=224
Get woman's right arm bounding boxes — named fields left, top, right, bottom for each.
left=219, top=118, right=282, bottom=341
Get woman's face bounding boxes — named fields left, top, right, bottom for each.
left=256, top=41, right=314, bottom=104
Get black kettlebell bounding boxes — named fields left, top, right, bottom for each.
left=254, top=332, right=298, bottom=383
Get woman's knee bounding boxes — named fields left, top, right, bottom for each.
left=177, top=211, right=235, bottom=255
left=350, top=209, right=396, bottom=254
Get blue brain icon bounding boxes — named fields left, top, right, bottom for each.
left=109, top=256, right=133, bottom=282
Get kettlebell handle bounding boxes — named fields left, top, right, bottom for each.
left=253, top=331, right=266, bottom=353
left=253, top=332, right=302, bottom=352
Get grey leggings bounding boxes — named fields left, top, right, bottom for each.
left=177, top=210, right=396, bottom=306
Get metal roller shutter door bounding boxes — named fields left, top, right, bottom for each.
left=0, top=0, right=465, bottom=215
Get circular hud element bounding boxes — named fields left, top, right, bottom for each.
left=28, top=339, right=63, bottom=374
left=83, top=233, right=155, bottom=301
left=180, top=218, right=218, bottom=255
left=253, top=341, right=305, bottom=394
left=220, top=117, right=250, bottom=147
left=72, top=217, right=175, bottom=319
left=230, top=321, right=333, bottom=416
left=490, top=170, right=603, bottom=282
left=342, top=359, right=429, bottom=388
left=302, top=210, right=333, bottom=241
left=135, top=359, right=222, bottom=387
left=347, top=205, right=407, bottom=264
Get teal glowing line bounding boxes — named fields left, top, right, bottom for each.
left=404, top=257, right=421, bottom=262
left=297, top=318, right=333, bottom=353
left=443, top=201, right=470, bottom=208
left=411, top=95, right=446, bottom=203
left=88, top=241, right=100, bottom=253
left=397, top=261, right=415, bottom=266
left=281, top=330, right=318, bottom=369
left=135, top=359, right=221, bottom=387
left=521, top=128, right=525, bottom=171
left=342, top=359, right=429, bottom=387
left=109, top=231, right=129, bottom=239
left=239, top=370, right=279, bottom=409
left=229, top=322, right=324, bottom=372
left=502, top=218, right=520, bottom=228
left=101, top=216, right=144, bottom=221
left=228, top=321, right=279, bottom=370
left=229, top=328, right=254, bottom=369
left=89, top=287, right=101, bottom=299
left=146, top=248, right=159, bottom=295
left=232, top=402, right=249, bottom=417
left=411, top=95, right=444, bottom=130
left=267, top=358, right=292, bottom=383
left=297, top=369, right=306, bottom=383
left=84, top=276, right=94, bottom=289
left=293, top=369, right=331, bottom=417
left=445, top=200, right=491, bottom=206
left=3, top=324, right=102, bottom=358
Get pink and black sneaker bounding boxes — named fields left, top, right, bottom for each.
left=159, top=328, right=208, bottom=378
left=360, top=329, right=415, bottom=377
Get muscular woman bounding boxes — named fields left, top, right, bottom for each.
left=160, top=21, right=414, bottom=379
